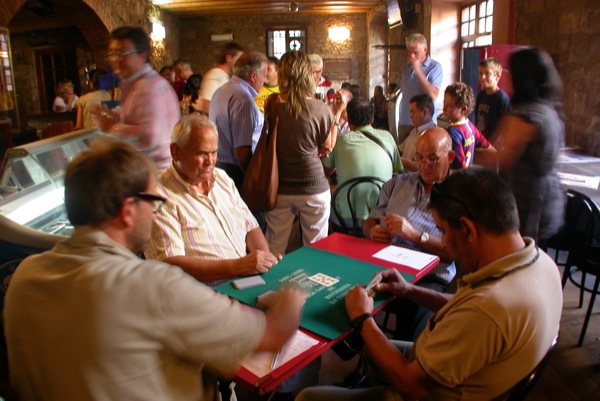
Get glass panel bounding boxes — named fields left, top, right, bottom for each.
left=469, top=20, right=475, bottom=35
left=462, top=7, right=470, bottom=21
left=480, top=2, right=486, bottom=18
left=479, top=18, right=485, bottom=33
left=488, top=0, right=494, bottom=16
left=470, top=5, right=476, bottom=20
left=461, top=23, right=468, bottom=38
left=476, top=35, right=492, bottom=47
left=486, top=16, right=493, bottom=32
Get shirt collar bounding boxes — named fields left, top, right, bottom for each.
left=460, top=238, right=539, bottom=288
left=231, top=75, right=259, bottom=97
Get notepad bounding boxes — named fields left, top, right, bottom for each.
left=240, top=330, right=320, bottom=378
left=372, top=245, right=438, bottom=271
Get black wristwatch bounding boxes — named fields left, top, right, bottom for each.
left=351, top=313, right=373, bottom=334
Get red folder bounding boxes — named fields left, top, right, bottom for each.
left=308, top=233, right=438, bottom=280
left=234, top=330, right=332, bottom=393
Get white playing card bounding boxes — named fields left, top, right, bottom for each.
left=308, top=273, right=339, bottom=287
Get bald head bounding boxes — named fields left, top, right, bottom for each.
left=415, top=127, right=455, bottom=185
left=418, top=127, right=453, bottom=153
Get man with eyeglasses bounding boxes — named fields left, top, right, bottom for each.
left=145, top=114, right=281, bottom=286
left=362, top=127, right=455, bottom=341
left=4, top=138, right=306, bottom=401
left=93, top=26, right=180, bottom=172
left=297, top=167, right=562, bottom=401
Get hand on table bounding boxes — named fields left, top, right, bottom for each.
left=239, top=250, right=281, bottom=275
left=345, top=286, right=374, bottom=320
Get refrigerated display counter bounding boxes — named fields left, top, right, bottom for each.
left=0, top=128, right=101, bottom=264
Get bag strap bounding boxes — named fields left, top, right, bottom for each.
left=264, top=94, right=280, bottom=134
left=356, top=127, right=394, bottom=167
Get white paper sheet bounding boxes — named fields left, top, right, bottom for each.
left=558, top=172, right=600, bottom=190
left=372, top=245, right=437, bottom=271
left=240, top=330, right=320, bottom=378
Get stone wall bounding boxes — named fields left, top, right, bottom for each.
left=11, top=27, right=93, bottom=115
left=177, top=13, right=372, bottom=97
left=515, top=1, right=600, bottom=156
left=367, top=5, right=389, bottom=96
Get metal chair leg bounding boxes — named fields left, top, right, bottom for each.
left=577, top=274, right=600, bottom=347
left=578, top=271, right=587, bottom=308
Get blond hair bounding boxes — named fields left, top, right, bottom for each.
left=479, top=57, right=503, bottom=77
left=278, top=51, right=315, bottom=119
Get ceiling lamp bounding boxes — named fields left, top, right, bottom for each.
left=328, top=26, right=350, bottom=43
left=289, top=1, right=299, bottom=12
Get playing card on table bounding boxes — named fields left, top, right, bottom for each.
left=308, top=273, right=339, bottom=287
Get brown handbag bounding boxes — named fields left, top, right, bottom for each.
left=241, top=94, right=280, bottom=212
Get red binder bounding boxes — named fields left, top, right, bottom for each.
left=308, top=233, right=439, bottom=280
left=233, top=330, right=332, bottom=393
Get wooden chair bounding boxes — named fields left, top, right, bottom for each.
left=41, top=120, right=73, bottom=139
left=561, top=189, right=600, bottom=346
left=330, top=176, right=385, bottom=238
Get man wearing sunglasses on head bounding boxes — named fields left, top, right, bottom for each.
left=362, top=127, right=455, bottom=341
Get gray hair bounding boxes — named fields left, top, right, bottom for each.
left=406, top=33, right=428, bottom=49
left=171, top=114, right=218, bottom=149
left=308, top=54, right=323, bottom=68
left=233, top=52, right=268, bottom=79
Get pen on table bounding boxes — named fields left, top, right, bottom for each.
left=270, top=350, right=280, bottom=370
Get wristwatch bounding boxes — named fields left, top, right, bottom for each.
left=420, top=231, right=430, bottom=244
left=352, top=313, right=373, bottom=334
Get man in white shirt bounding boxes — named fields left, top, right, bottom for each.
left=198, top=42, right=245, bottom=114
left=398, top=94, right=436, bottom=171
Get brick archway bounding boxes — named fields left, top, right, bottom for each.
left=1, top=0, right=140, bottom=65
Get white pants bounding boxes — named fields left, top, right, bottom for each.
left=265, top=191, right=331, bottom=255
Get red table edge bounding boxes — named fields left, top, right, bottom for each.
left=234, top=299, right=395, bottom=394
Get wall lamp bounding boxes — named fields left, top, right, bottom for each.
left=328, top=26, right=350, bottom=43
left=151, top=22, right=166, bottom=41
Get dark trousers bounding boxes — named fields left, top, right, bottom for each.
left=387, top=276, right=448, bottom=341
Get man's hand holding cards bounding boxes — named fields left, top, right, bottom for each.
left=365, top=272, right=382, bottom=297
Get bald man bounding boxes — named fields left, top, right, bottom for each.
left=363, top=127, right=456, bottom=340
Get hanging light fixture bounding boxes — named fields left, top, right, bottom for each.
left=289, top=1, right=299, bottom=12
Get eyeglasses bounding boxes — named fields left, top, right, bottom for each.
left=132, top=193, right=167, bottom=213
left=414, top=153, right=441, bottom=167
left=430, top=183, right=473, bottom=219
left=105, top=50, right=138, bottom=60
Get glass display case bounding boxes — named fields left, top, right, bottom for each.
left=0, top=128, right=100, bottom=243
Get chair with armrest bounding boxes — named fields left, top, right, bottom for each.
left=561, top=189, right=600, bottom=346
left=506, top=336, right=558, bottom=401
left=330, top=176, right=385, bottom=238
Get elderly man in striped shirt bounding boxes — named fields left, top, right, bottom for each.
left=145, top=114, right=280, bottom=286
left=363, top=127, right=456, bottom=341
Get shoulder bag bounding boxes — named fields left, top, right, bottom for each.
left=240, top=94, right=280, bottom=212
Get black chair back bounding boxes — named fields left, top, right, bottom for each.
left=331, top=176, right=385, bottom=237
left=506, top=336, right=558, bottom=401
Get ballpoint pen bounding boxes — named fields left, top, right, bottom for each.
left=270, top=350, right=280, bottom=370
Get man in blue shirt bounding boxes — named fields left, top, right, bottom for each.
left=398, top=33, right=443, bottom=144
left=209, top=52, right=268, bottom=190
